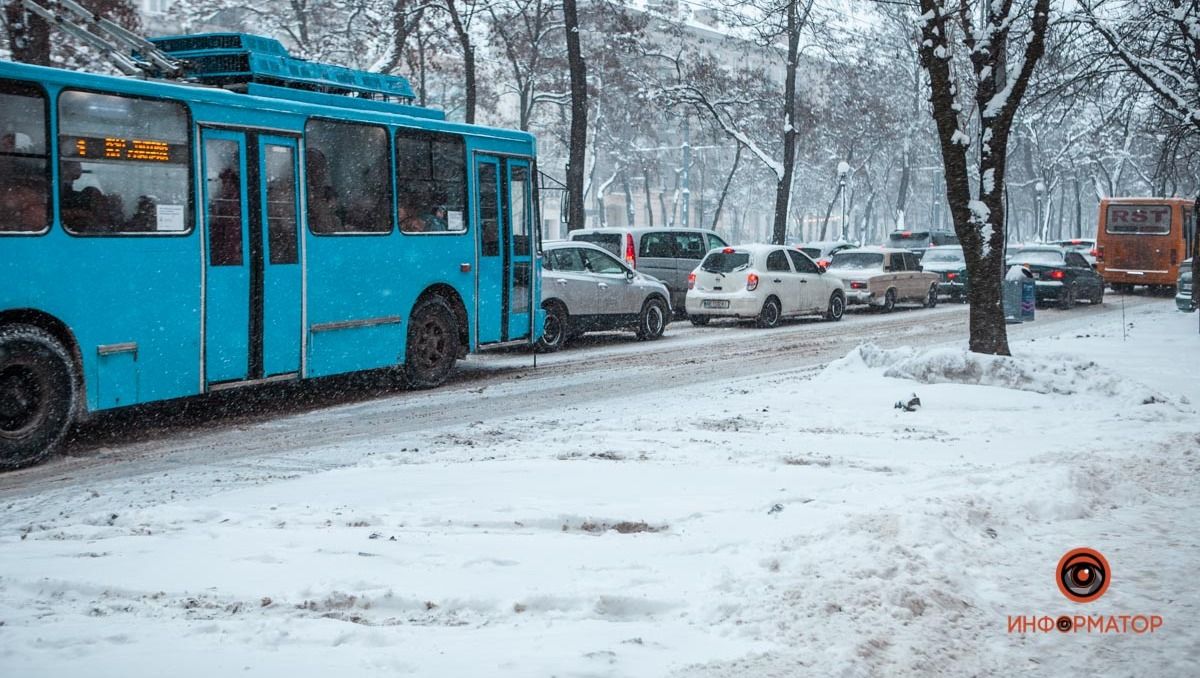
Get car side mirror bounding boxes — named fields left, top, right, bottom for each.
left=818, top=264, right=826, bottom=273
left=625, top=270, right=635, bottom=282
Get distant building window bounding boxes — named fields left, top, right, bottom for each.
left=0, top=80, right=50, bottom=234
left=305, top=118, right=392, bottom=234
left=58, top=90, right=191, bottom=235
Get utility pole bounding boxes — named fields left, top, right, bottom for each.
left=681, top=117, right=691, bottom=228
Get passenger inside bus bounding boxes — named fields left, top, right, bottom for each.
left=399, top=187, right=448, bottom=233
left=59, top=160, right=125, bottom=232
left=305, top=149, right=343, bottom=232
left=0, top=132, right=47, bottom=232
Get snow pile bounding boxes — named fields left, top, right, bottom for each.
left=826, top=343, right=1178, bottom=407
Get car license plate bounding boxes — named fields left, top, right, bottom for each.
left=702, top=299, right=730, bottom=309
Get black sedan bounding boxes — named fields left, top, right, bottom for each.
left=1007, top=246, right=1104, bottom=309
left=920, top=246, right=968, bottom=302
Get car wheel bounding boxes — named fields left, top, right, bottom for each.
left=824, top=292, right=845, bottom=322
left=923, top=284, right=938, bottom=308
left=403, top=296, right=461, bottom=389
left=0, top=324, right=78, bottom=471
left=536, top=301, right=568, bottom=353
left=881, top=288, right=896, bottom=313
left=1091, top=283, right=1104, bottom=305
left=756, top=297, right=782, bottom=329
left=636, top=297, right=668, bottom=341
left=689, top=316, right=710, bottom=327
left=1057, top=284, right=1076, bottom=310
left=951, top=291, right=962, bottom=303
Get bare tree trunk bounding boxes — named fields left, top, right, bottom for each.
left=711, top=145, right=742, bottom=231
left=444, top=0, right=477, bottom=124
left=5, top=1, right=51, bottom=65
left=771, top=0, right=812, bottom=244
left=563, top=0, right=587, bottom=231
left=917, top=0, right=1051, bottom=355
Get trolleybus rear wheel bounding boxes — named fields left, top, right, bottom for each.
left=403, top=297, right=461, bottom=389
left=0, top=325, right=77, bottom=471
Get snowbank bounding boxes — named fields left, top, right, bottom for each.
left=825, top=342, right=1179, bottom=407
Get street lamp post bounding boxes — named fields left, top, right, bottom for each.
left=1035, top=181, right=1046, bottom=241
left=837, top=161, right=850, bottom=242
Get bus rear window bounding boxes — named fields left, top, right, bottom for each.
left=0, top=81, right=50, bottom=234
left=571, top=232, right=621, bottom=256
left=58, top=90, right=191, bottom=235
left=1106, top=204, right=1171, bottom=235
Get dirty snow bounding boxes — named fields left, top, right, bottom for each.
left=1, top=302, right=1197, bottom=677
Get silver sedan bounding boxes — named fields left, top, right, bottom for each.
left=537, top=241, right=672, bottom=352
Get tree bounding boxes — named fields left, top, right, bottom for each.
left=3, top=0, right=140, bottom=68
left=562, top=0, right=586, bottom=231
left=916, top=0, right=1052, bottom=356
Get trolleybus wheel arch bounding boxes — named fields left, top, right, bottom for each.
left=403, top=296, right=461, bottom=389
left=0, top=324, right=78, bottom=471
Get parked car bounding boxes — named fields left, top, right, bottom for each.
left=1177, top=258, right=1195, bottom=312
left=919, top=245, right=968, bottom=302
left=537, top=241, right=672, bottom=352
left=824, top=247, right=940, bottom=311
left=685, top=245, right=846, bottom=328
left=567, top=227, right=729, bottom=313
left=1006, top=245, right=1104, bottom=308
left=885, top=229, right=959, bottom=258
left=797, top=240, right=857, bottom=268
left=1049, top=238, right=1098, bottom=267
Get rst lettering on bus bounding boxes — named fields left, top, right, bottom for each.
left=1096, top=197, right=1196, bottom=293
left=0, top=34, right=544, bottom=471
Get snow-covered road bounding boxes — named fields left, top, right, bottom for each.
left=1, top=294, right=1195, bottom=677
left=0, top=296, right=1151, bottom=497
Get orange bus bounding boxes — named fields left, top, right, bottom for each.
left=1096, top=197, right=1196, bottom=292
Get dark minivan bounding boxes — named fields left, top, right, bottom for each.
left=886, top=230, right=959, bottom=258
left=568, top=227, right=729, bottom=312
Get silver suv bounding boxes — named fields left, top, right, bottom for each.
left=568, top=227, right=729, bottom=312
left=538, top=241, right=672, bottom=352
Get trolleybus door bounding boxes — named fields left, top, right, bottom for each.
left=475, top=156, right=504, bottom=344
left=505, top=160, right=534, bottom=341
left=202, top=130, right=252, bottom=384
left=201, top=129, right=302, bottom=385
left=475, top=154, right=535, bottom=345
left=256, top=136, right=302, bottom=378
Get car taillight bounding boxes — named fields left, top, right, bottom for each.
left=746, top=273, right=759, bottom=291
left=850, top=281, right=867, bottom=290
left=1049, top=269, right=1065, bottom=280
left=688, top=272, right=696, bottom=290
left=818, top=259, right=830, bottom=268
left=946, top=272, right=957, bottom=280
left=625, top=233, right=636, bottom=268
left=1096, top=245, right=1104, bottom=262
left=722, top=247, right=735, bottom=254
left=1090, top=248, right=1098, bottom=258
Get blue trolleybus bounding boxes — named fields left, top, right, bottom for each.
left=0, top=34, right=543, bottom=470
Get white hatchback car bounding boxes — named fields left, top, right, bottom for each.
left=685, top=245, right=847, bottom=327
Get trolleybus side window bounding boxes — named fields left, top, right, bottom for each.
left=395, top=129, right=466, bottom=234
left=305, top=119, right=392, bottom=234
left=0, top=80, right=50, bottom=234
left=58, top=90, right=191, bottom=235
left=205, top=139, right=243, bottom=266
